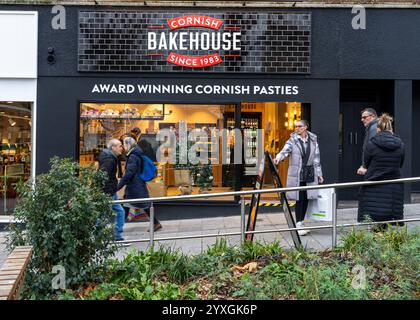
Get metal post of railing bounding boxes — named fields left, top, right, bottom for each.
left=331, top=188, right=337, bottom=248
left=149, top=202, right=155, bottom=248
left=240, top=195, right=245, bottom=243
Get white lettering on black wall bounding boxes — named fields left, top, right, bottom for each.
left=91, top=84, right=299, bottom=96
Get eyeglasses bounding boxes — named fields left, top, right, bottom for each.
left=295, top=125, right=304, bottom=128
left=361, top=114, right=372, bottom=120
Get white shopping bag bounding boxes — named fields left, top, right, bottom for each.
left=307, top=188, right=333, bottom=221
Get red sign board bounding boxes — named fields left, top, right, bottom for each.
left=167, top=15, right=223, bottom=30
left=147, top=15, right=240, bottom=68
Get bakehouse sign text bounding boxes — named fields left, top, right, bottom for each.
left=147, top=15, right=241, bottom=68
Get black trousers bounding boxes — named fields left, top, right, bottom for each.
left=295, top=182, right=308, bottom=223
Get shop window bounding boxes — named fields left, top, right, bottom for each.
left=240, top=102, right=303, bottom=199
left=79, top=103, right=237, bottom=200
left=0, top=102, right=32, bottom=215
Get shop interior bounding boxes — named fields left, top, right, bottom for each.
left=79, top=102, right=304, bottom=201
left=0, top=102, right=32, bottom=214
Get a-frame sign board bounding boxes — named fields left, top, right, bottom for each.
left=245, top=151, right=302, bottom=248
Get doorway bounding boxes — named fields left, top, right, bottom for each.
left=339, top=80, right=395, bottom=200
left=237, top=102, right=308, bottom=200
left=339, top=102, right=371, bottom=200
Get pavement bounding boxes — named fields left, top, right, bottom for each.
left=112, top=203, right=420, bottom=260
left=2, top=202, right=418, bottom=267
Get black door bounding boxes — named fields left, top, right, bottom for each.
left=339, top=102, right=372, bottom=200
left=222, top=105, right=242, bottom=195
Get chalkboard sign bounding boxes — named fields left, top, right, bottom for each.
left=245, top=155, right=266, bottom=242
left=245, top=151, right=301, bottom=248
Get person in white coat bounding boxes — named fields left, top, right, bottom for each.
left=274, top=120, right=324, bottom=235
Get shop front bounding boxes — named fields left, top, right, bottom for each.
left=26, top=4, right=419, bottom=212
left=37, top=76, right=339, bottom=209
left=0, top=10, right=37, bottom=214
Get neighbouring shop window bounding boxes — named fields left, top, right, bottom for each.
left=0, top=102, right=32, bottom=215
left=79, top=103, right=237, bottom=200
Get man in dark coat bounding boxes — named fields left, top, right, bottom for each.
left=357, top=108, right=378, bottom=176
left=358, top=114, right=405, bottom=226
left=98, top=139, right=126, bottom=241
left=117, top=137, right=162, bottom=231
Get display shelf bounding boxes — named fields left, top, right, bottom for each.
left=80, top=116, right=164, bottom=121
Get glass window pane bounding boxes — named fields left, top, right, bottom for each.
left=240, top=102, right=305, bottom=202
left=79, top=103, right=236, bottom=201
left=0, top=102, right=32, bottom=215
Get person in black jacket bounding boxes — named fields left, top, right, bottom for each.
left=117, top=137, right=162, bottom=232
left=130, top=127, right=157, bottom=162
left=98, top=139, right=126, bottom=241
left=357, top=108, right=378, bottom=176
left=358, top=113, right=405, bottom=229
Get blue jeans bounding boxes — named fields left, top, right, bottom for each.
left=112, top=194, right=125, bottom=240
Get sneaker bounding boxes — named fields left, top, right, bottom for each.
left=296, top=221, right=309, bottom=236
left=115, top=237, right=125, bottom=241
left=147, top=223, right=163, bottom=232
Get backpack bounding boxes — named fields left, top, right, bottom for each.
left=138, top=154, right=157, bottom=182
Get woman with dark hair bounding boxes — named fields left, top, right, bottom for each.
left=274, top=120, right=324, bottom=236
left=358, top=113, right=405, bottom=229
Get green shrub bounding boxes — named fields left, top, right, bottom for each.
left=242, top=240, right=283, bottom=261
left=53, top=225, right=420, bottom=300
left=82, top=247, right=198, bottom=300
left=7, top=157, right=117, bottom=299
left=108, top=246, right=195, bottom=284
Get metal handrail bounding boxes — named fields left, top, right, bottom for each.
left=113, top=176, right=420, bottom=249
left=117, top=218, right=420, bottom=245
left=2, top=178, right=418, bottom=250
left=112, top=176, right=420, bottom=205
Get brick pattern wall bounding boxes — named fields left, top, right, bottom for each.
left=8, top=1, right=417, bottom=5
left=78, top=11, right=311, bottom=73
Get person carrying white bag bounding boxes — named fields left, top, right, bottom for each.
left=274, top=120, right=324, bottom=236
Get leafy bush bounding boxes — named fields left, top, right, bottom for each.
left=7, top=157, right=117, bottom=299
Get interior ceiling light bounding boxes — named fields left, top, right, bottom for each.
left=8, top=118, right=16, bottom=126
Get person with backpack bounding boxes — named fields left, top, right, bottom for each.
left=117, top=137, right=162, bottom=232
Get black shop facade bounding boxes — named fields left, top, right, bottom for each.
left=39, top=76, right=339, bottom=212
left=30, top=6, right=420, bottom=215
